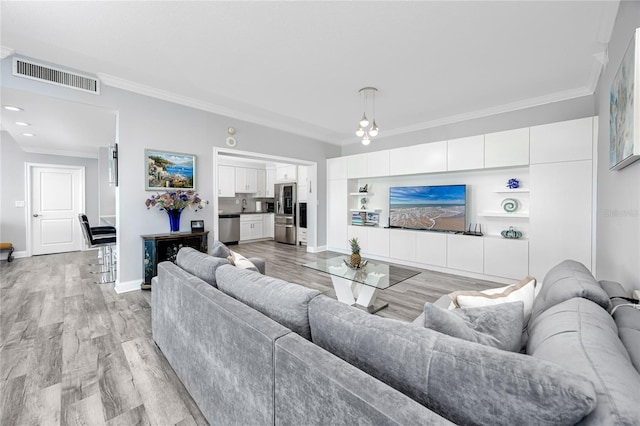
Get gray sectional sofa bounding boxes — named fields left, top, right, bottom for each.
left=152, top=247, right=640, bottom=425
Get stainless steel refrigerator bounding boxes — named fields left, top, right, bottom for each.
left=274, top=182, right=296, bottom=244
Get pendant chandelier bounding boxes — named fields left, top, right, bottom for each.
left=355, top=87, right=379, bottom=145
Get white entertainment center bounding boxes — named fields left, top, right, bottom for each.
left=327, top=116, right=597, bottom=284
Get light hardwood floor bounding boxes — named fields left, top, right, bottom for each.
left=0, top=240, right=499, bottom=425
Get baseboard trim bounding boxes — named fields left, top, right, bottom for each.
left=1, top=250, right=27, bottom=261
left=115, top=279, right=142, bottom=294
left=307, top=245, right=327, bottom=253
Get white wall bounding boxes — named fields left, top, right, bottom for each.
left=0, top=132, right=99, bottom=252
left=594, top=0, right=640, bottom=291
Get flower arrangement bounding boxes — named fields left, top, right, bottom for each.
left=145, top=190, right=205, bottom=211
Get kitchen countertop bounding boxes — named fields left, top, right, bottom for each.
left=220, top=211, right=274, bottom=215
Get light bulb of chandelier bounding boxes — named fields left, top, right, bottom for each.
left=361, top=134, right=371, bottom=146
left=368, top=120, right=379, bottom=137
left=359, top=113, right=369, bottom=128
left=355, top=126, right=365, bottom=137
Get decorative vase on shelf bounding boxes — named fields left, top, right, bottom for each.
left=167, top=209, right=183, bottom=232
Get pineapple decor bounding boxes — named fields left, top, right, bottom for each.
left=349, top=237, right=361, bottom=268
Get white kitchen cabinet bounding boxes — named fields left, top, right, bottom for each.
left=530, top=117, right=593, bottom=164
left=485, top=128, right=530, bottom=168
left=298, top=166, right=308, bottom=201
left=484, top=237, right=529, bottom=279
left=263, top=213, right=274, bottom=239
left=235, top=167, right=258, bottom=193
left=447, top=234, right=484, bottom=273
left=447, top=135, right=484, bottom=171
left=276, top=164, right=297, bottom=182
left=256, top=169, right=266, bottom=197
left=240, top=214, right=264, bottom=241
left=218, top=165, right=235, bottom=197
left=265, top=168, right=276, bottom=197
left=415, top=231, right=448, bottom=267
left=389, top=141, right=447, bottom=176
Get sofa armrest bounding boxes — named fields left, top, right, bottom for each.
left=248, top=257, right=265, bottom=274
left=274, top=333, right=454, bottom=425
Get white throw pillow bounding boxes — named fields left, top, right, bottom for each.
left=451, top=276, right=537, bottom=324
left=227, top=250, right=257, bottom=270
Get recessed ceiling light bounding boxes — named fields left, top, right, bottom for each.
left=4, top=105, right=23, bottom=112
left=22, top=133, right=36, bottom=137
left=15, top=121, right=31, bottom=126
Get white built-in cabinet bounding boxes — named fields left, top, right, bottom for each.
left=235, top=167, right=258, bottom=193
left=263, top=213, right=274, bottom=239
left=327, top=116, right=595, bottom=282
left=218, top=165, right=236, bottom=197
left=484, top=128, right=530, bottom=168
left=448, top=135, right=484, bottom=171
left=389, top=140, right=447, bottom=176
left=256, top=170, right=266, bottom=197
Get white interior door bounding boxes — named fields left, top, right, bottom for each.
left=30, top=165, right=84, bottom=255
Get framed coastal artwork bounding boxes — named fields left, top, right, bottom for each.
left=145, top=149, right=196, bottom=190
left=610, top=27, right=640, bottom=171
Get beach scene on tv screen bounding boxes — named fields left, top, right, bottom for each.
left=389, top=185, right=466, bottom=231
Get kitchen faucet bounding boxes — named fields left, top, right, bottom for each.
left=242, top=198, right=247, bottom=213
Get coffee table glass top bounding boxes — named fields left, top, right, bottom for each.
left=302, top=256, right=420, bottom=290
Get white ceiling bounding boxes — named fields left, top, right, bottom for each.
left=0, top=1, right=619, bottom=154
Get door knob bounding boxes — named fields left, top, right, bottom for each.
left=33, top=213, right=39, bottom=217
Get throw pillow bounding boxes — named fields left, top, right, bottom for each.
left=423, top=301, right=524, bottom=352
left=450, top=276, right=536, bottom=324
left=227, top=250, right=257, bottom=270
left=211, top=240, right=230, bottom=258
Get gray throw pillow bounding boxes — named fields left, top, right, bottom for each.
left=423, top=301, right=524, bottom=352
left=211, top=240, right=230, bottom=258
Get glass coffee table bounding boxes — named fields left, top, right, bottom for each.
left=303, top=256, right=421, bottom=313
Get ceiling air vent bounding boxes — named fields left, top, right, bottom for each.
left=12, top=57, right=100, bottom=94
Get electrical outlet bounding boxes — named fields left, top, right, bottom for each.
left=632, top=290, right=640, bottom=301
left=15, top=200, right=25, bottom=208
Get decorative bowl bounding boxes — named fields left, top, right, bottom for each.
left=343, top=259, right=368, bottom=269
left=501, top=226, right=523, bottom=239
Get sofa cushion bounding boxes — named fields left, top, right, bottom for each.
left=530, top=260, right=610, bottom=322
left=527, top=297, right=640, bottom=425
left=211, top=240, right=231, bottom=258
left=216, top=265, right=320, bottom=340
left=422, top=301, right=523, bottom=352
left=176, top=247, right=228, bottom=287
left=309, top=295, right=597, bottom=426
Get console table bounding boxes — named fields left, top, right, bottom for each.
left=141, top=231, right=209, bottom=289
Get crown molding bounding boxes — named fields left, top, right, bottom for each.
left=96, top=73, right=336, bottom=143
left=0, top=46, right=15, bottom=59
left=340, top=85, right=595, bottom=145
left=589, top=50, right=609, bottom=92
left=20, top=145, right=98, bottom=159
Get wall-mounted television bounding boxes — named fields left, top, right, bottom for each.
left=389, top=184, right=466, bottom=232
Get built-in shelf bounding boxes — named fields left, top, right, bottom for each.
left=484, top=234, right=529, bottom=241
left=349, top=192, right=374, bottom=196
left=350, top=209, right=382, bottom=213
left=493, top=188, right=530, bottom=193
left=479, top=212, right=529, bottom=218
